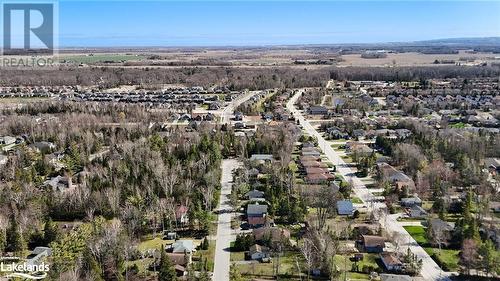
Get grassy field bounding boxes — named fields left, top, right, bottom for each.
left=137, top=237, right=173, bottom=252
left=424, top=248, right=460, bottom=271
left=236, top=251, right=306, bottom=280
left=403, top=225, right=428, bottom=244
left=333, top=253, right=379, bottom=280
left=230, top=251, right=245, bottom=262
left=0, top=97, right=51, bottom=103
left=59, top=54, right=147, bottom=64
left=403, top=226, right=460, bottom=271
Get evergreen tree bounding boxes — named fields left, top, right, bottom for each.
left=0, top=229, right=5, bottom=254
left=81, top=248, right=105, bottom=281
left=6, top=214, right=24, bottom=253
left=230, top=263, right=244, bottom=281
left=158, top=245, right=177, bottom=281
left=479, top=240, right=500, bottom=276
left=44, top=218, right=60, bottom=245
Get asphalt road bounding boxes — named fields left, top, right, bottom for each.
left=213, top=159, right=241, bottom=281
left=220, top=90, right=261, bottom=124
left=286, top=90, right=449, bottom=281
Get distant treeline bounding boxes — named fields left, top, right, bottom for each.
left=328, top=65, right=500, bottom=82
left=1, top=65, right=500, bottom=89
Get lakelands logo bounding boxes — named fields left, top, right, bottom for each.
left=0, top=0, right=58, bottom=68
left=0, top=257, right=49, bottom=280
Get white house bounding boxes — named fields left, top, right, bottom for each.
left=172, top=240, right=195, bottom=254
left=249, top=244, right=269, bottom=261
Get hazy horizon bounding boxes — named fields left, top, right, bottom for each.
left=56, top=1, right=500, bottom=47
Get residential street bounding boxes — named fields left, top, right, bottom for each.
left=286, top=90, right=449, bottom=281
left=220, top=90, right=261, bottom=124
left=213, top=159, right=240, bottom=281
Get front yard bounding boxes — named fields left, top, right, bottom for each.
left=403, top=225, right=460, bottom=272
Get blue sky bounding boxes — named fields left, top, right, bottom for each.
left=58, top=1, right=500, bottom=47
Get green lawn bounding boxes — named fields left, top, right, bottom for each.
left=194, top=240, right=215, bottom=271
left=333, top=253, right=378, bottom=280
left=424, top=247, right=460, bottom=271
left=230, top=251, right=245, bottom=262
left=237, top=251, right=305, bottom=279
left=341, top=155, right=353, bottom=163
left=351, top=197, right=364, bottom=204
left=403, top=225, right=428, bottom=244
left=137, top=237, right=172, bottom=252
left=331, top=143, right=343, bottom=149
left=403, top=226, right=459, bottom=271
left=450, top=122, right=469, bottom=129
left=125, top=257, right=155, bottom=276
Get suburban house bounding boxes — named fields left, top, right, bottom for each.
left=248, top=244, right=270, bottom=261
left=208, top=101, right=221, bottom=110
left=427, top=218, right=454, bottom=246
left=246, top=189, right=265, bottom=200
left=166, top=252, right=189, bottom=266
left=247, top=203, right=268, bottom=218
left=26, top=247, right=52, bottom=266
left=305, top=167, right=330, bottom=175
left=377, top=163, right=415, bottom=190
left=178, top=113, right=191, bottom=122
left=337, top=200, right=354, bottom=216
left=0, top=136, right=16, bottom=145
left=408, top=205, right=428, bottom=218
left=253, top=227, right=290, bottom=244
left=380, top=252, right=403, bottom=272
left=305, top=173, right=334, bottom=184
left=234, top=122, right=246, bottom=129
left=300, top=155, right=320, bottom=162
left=0, top=154, right=7, bottom=166
left=350, top=143, right=374, bottom=156
left=307, top=106, right=328, bottom=115
left=326, top=127, right=349, bottom=139
left=174, top=265, right=187, bottom=277
left=31, top=141, right=56, bottom=153
left=175, top=205, right=189, bottom=225
left=250, top=154, right=274, bottom=163
left=234, top=112, right=243, bottom=121
left=171, top=240, right=195, bottom=254
left=301, top=147, right=321, bottom=157
left=43, top=175, right=73, bottom=192
left=356, top=235, right=385, bottom=253
left=248, top=216, right=267, bottom=228
left=400, top=196, right=422, bottom=207
left=301, top=160, right=328, bottom=168
left=300, top=147, right=334, bottom=184
left=484, top=157, right=500, bottom=175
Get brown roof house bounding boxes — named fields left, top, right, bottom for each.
left=380, top=252, right=403, bottom=272
left=356, top=235, right=385, bottom=253
left=175, top=205, right=189, bottom=225
left=253, top=227, right=290, bottom=245
left=377, top=163, right=415, bottom=191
